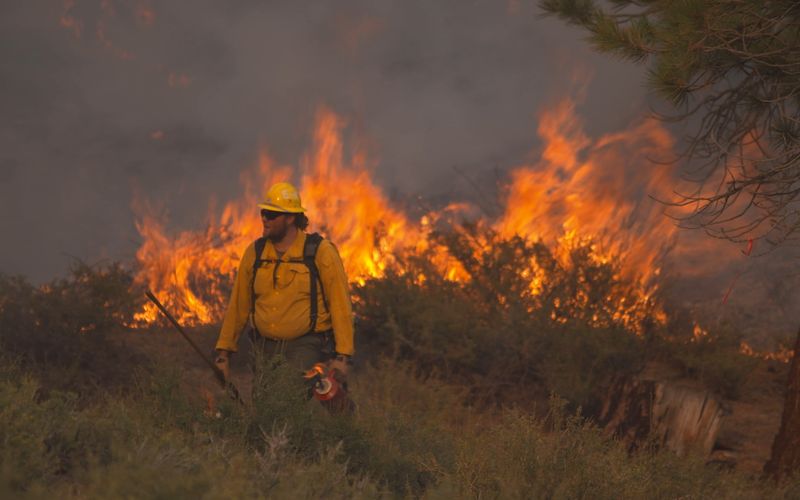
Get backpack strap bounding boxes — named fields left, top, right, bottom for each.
left=303, top=232, right=328, bottom=334
left=250, top=237, right=268, bottom=334
left=249, top=233, right=330, bottom=337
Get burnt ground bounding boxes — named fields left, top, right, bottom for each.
left=114, top=326, right=789, bottom=475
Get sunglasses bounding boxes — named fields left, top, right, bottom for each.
left=260, top=209, right=286, bottom=220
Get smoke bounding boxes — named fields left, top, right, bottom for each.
left=2, top=1, right=798, bottom=346
left=0, top=0, right=652, bottom=281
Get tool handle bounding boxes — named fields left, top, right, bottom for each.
left=145, top=290, right=243, bottom=403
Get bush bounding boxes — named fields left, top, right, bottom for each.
left=354, top=229, right=651, bottom=411
left=0, top=261, right=144, bottom=398
left=356, top=227, right=763, bottom=410
left=434, top=399, right=776, bottom=499
left=246, top=353, right=437, bottom=495
left=0, top=363, right=113, bottom=493
left=0, top=230, right=775, bottom=496
left=2, top=355, right=797, bottom=499
left=659, top=325, right=759, bottom=399
left=0, top=359, right=383, bottom=498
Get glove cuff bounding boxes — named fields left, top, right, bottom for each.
left=334, top=353, right=353, bottom=365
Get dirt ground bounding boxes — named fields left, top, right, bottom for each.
left=716, top=361, right=787, bottom=474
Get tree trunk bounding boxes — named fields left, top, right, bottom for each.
left=600, top=376, right=724, bottom=456
left=764, top=327, right=800, bottom=481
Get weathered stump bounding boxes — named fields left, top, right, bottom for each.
left=598, top=377, right=655, bottom=452
left=600, top=376, right=725, bottom=457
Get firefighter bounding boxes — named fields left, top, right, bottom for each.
left=213, top=182, right=353, bottom=384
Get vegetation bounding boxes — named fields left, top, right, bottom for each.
left=355, top=229, right=754, bottom=408
left=0, top=262, right=144, bottom=399
left=540, top=0, right=800, bottom=479
left=0, top=244, right=781, bottom=497
left=3, top=352, right=799, bottom=499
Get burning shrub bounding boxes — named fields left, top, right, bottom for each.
left=355, top=228, right=652, bottom=411
left=0, top=261, right=144, bottom=397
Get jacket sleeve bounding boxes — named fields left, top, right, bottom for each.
left=317, top=241, right=354, bottom=355
left=215, top=243, right=256, bottom=352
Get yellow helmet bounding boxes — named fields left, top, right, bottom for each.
left=258, top=182, right=306, bottom=213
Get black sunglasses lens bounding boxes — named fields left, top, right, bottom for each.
left=260, top=210, right=283, bottom=220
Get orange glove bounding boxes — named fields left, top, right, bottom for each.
left=327, top=354, right=351, bottom=379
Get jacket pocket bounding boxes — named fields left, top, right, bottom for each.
left=277, top=265, right=310, bottom=293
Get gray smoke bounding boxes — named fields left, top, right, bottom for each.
left=0, top=0, right=650, bottom=281
left=3, top=0, right=799, bottom=349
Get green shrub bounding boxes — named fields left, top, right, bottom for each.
left=0, top=359, right=384, bottom=498
left=432, top=398, right=786, bottom=499
left=0, top=230, right=781, bottom=497
left=0, top=372, right=112, bottom=493
left=246, top=353, right=430, bottom=495
left=0, top=261, right=144, bottom=398
left=349, top=360, right=465, bottom=494
left=2, top=356, right=798, bottom=499
left=659, top=325, right=758, bottom=399
left=538, top=322, right=646, bottom=414
left=354, top=229, right=650, bottom=410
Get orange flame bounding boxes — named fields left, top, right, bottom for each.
left=132, top=156, right=290, bottom=325
left=692, top=323, right=709, bottom=342
left=300, top=108, right=418, bottom=284
left=739, top=341, right=794, bottom=364
left=132, top=99, right=682, bottom=333
left=497, top=98, right=675, bottom=282
left=492, top=98, right=677, bottom=331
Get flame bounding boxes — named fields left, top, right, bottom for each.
left=303, top=363, right=327, bottom=379
left=299, top=108, right=418, bottom=284
left=201, top=388, right=220, bottom=419
left=133, top=99, right=682, bottom=333
left=739, top=341, right=794, bottom=364
left=497, top=98, right=675, bottom=282
left=493, top=98, right=677, bottom=332
left=692, top=323, right=709, bottom=342
left=132, top=155, right=290, bottom=324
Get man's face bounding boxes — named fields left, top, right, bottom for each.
left=261, top=210, right=292, bottom=241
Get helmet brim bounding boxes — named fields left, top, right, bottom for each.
left=257, top=202, right=306, bottom=213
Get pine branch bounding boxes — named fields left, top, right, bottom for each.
left=538, top=0, right=598, bottom=27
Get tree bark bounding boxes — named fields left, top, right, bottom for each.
left=764, top=327, right=800, bottom=481
left=600, top=376, right=723, bottom=456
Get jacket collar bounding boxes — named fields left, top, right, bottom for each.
left=264, top=231, right=306, bottom=261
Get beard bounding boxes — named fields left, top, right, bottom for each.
left=265, top=221, right=289, bottom=242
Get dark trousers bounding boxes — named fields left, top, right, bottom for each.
left=248, top=329, right=335, bottom=372
left=248, top=328, right=354, bottom=415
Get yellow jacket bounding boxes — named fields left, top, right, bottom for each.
left=215, top=232, right=354, bottom=355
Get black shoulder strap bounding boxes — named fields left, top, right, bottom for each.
left=249, top=234, right=329, bottom=336
left=303, top=232, right=328, bottom=333
left=250, top=237, right=267, bottom=333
